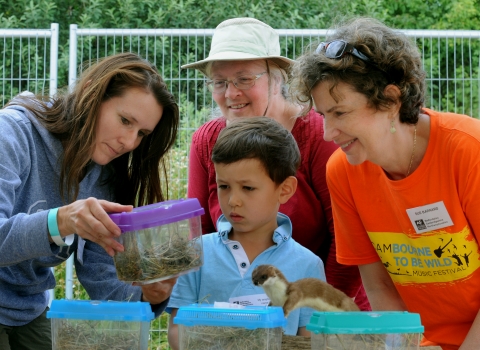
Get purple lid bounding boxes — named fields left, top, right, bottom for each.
left=109, top=198, right=205, bottom=232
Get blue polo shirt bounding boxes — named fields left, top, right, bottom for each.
left=167, top=213, right=326, bottom=335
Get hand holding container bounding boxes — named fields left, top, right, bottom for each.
left=109, top=198, right=204, bottom=284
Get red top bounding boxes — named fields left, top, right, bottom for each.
left=188, top=110, right=370, bottom=310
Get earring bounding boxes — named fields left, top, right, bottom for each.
left=390, top=119, right=396, bottom=134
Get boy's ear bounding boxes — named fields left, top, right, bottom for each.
left=278, top=176, right=297, bottom=204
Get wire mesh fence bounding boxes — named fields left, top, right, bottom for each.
left=0, top=24, right=58, bottom=105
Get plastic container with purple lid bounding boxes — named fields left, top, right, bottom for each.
left=109, top=198, right=205, bottom=284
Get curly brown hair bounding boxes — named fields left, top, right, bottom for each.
left=290, top=17, right=426, bottom=124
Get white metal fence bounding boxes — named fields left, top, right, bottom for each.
left=0, top=23, right=58, bottom=105
left=1, top=23, right=480, bottom=349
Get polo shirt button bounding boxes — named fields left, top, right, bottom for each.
left=283, top=236, right=287, bottom=241
left=233, top=245, right=239, bottom=249
left=240, top=262, right=247, bottom=268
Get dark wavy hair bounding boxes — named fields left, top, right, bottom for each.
left=211, top=117, right=300, bottom=185
left=9, top=52, right=179, bottom=205
left=290, top=17, right=426, bottom=124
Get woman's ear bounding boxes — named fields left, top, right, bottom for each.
left=278, top=176, right=298, bottom=204
left=384, top=84, right=402, bottom=113
left=270, top=71, right=283, bottom=96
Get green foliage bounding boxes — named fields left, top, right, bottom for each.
left=383, top=0, right=480, bottom=29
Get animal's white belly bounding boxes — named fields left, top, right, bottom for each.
left=264, top=286, right=287, bottom=306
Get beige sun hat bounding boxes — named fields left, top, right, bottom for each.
left=181, top=17, right=294, bottom=75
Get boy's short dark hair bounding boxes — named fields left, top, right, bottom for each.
left=211, top=117, right=301, bottom=185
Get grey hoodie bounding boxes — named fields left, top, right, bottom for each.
left=0, top=99, right=165, bottom=326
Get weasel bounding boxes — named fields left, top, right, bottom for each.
left=252, top=264, right=359, bottom=317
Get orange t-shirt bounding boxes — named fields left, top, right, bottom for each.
left=327, top=109, right=480, bottom=350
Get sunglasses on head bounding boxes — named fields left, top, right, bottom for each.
left=315, top=40, right=370, bottom=62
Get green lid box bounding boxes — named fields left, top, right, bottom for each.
left=307, top=311, right=424, bottom=350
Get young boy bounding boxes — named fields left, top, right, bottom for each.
left=167, top=117, right=326, bottom=349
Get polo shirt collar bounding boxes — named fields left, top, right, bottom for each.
left=216, top=213, right=292, bottom=245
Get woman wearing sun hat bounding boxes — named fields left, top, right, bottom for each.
left=184, top=17, right=370, bottom=311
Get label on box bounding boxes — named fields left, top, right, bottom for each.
left=229, top=293, right=270, bottom=306
left=213, top=302, right=245, bottom=309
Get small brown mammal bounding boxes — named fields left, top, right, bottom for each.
left=252, top=264, right=359, bottom=317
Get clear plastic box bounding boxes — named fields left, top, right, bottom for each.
left=174, top=304, right=287, bottom=350
left=307, top=311, right=424, bottom=350
left=46, top=300, right=154, bottom=350
left=109, top=198, right=205, bottom=284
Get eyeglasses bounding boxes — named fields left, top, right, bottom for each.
left=206, top=72, right=267, bottom=94
left=315, top=40, right=370, bottom=62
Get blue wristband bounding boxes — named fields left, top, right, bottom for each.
left=48, top=208, right=69, bottom=246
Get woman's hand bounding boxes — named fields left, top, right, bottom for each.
left=56, top=197, right=132, bottom=256
left=136, top=277, right=178, bottom=305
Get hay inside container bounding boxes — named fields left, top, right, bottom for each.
left=110, top=199, right=205, bottom=284
left=307, top=311, right=424, bottom=350
left=174, top=304, right=287, bottom=350
left=46, top=300, right=154, bottom=350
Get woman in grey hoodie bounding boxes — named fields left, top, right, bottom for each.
left=0, top=52, right=179, bottom=349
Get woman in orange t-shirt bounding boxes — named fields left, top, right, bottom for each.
left=290, top=17, right=480, bottom=350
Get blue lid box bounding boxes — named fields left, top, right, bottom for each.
left=307, top=311, right=424, bottom=350
left=109, top=198, right=205, bottom=284
left=46, top=300, right=154, bottom=350
left=174, top=304, right=287, bottom=350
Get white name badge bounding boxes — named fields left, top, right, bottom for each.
left=229, top=294, right=270, bottom=307
left=406, top=201, right=453, bottom=234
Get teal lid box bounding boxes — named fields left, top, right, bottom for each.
left=47, top=300, right=154, bottom=350
left=307, top=311, right=424, bottom=350
left=307, top=311, right=424, bottom=334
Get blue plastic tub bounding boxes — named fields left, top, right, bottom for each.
left=47, top=299, right=154, bottom=350
left=174, top=303, right=287, bottom=350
